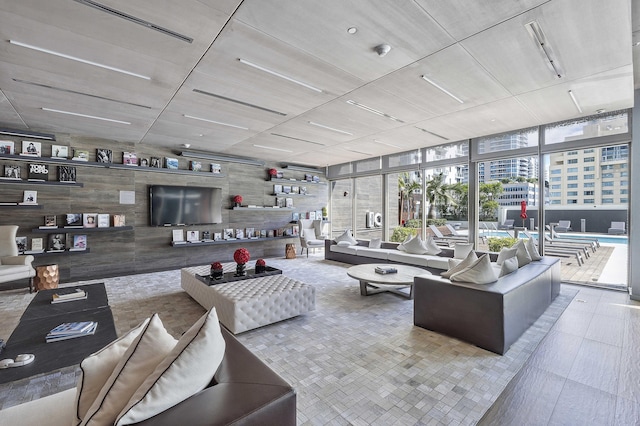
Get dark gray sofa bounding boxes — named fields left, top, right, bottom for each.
left=413, top=257, right=561, bottom=355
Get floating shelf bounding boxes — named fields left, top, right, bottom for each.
left=232, top=207, right=294, bottom=211
left=31, top=248, right=91, bottom=256
left=272, top=193, right=315, bottom=197
left=171, top=235, right=296, bottom=247
left=269, top=178, right=326, bottom=185
left=0, top=204, right=43, bottom=209
left=0, top=178, right=83, bottom=187
left=32, top=226, right=133, bottom=234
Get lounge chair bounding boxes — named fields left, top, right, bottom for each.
left=608, top=222, right=626, bottom=235
left=444, top=223, right=464, bottom=237
left=554, top=220, right=572, bottom=232
left=546, top=226, right=600, bottom=249
left=498, top=219, right=514, bottom=230
left=428, top=225, right=468, bottom=243
left=521, top=230, right=585, bottom=266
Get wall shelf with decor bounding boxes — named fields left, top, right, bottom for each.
left=32, top=226, right=133, bottom=234
left=232, top=207, right=294, bottom=211
left=0, top=178, right=83, bottom=187
left=272, top=193, right=315, bottom=197
left=0, top=204, right=43, bottom=209
left=268, top=178, right=326, bottom=185
left=171, top=235, right=296, bottom=248
left=31, top=248, right=91, bottom=257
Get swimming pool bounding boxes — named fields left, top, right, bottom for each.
left=480, top=231, right=628, bottom=245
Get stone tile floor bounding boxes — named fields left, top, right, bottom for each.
left=0, top=253, right=576, bottom=425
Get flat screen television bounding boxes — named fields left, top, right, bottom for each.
left=149, top=185, right=222, bottom=226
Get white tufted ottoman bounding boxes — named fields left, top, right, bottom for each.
left=181, top=265, right=315, bottom=334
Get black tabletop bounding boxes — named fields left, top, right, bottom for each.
left=20, top=283, right=109, bottom=322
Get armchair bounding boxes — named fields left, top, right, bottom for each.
left=298, top=219, right=326, bottom=257
left=0, top=226, right=35, bottom=292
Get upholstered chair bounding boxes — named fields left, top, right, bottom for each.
left=0, top=225, right=36, bottom=292
left=298, top=219, right=326, bottom=257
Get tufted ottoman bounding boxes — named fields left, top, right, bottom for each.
left=181, top=265, right=315, bottom=334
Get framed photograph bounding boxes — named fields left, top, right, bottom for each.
left=190, top=161, right=202, bottom=172
left=22, top=190, right=37, bottom=204
left=276, top=197, right=285, bottom=208
left=21, top=141, right=41, bottom=156
left=139, top=158, right=149, bottom=167
left=210, top=163, right=221, bottom=174
left=28, top=163, right=49, bottom=181
left=283, top=185, right=291, bottom=194
left=213, top=232, right=222, bottom=241
left=45, top=215, right=57, bottom=227
left=72, top=235, right=87, bottom=250
left=165, top=157, right=178, bottom=169
left=72, top=149, right=89, bottom=161
left=150, top=157, right=162, bottom=168
left=201, top=231, right=211, bottom=240
left=223, top=228, right=235, bottom=240
left=235, top=228, right=245, bottom=239
left=97, top=214, right=110, bottom=228
left=267, top=230, right=274, bottom=238
left=96, top=148, right=113, bottom=163
left=0, top=140, right=14, bottom=155
left=57, top=166, right=76, bottom=183
left=83, top=213, right=98, bottom=228
left=172, top=230, right=184, bottom=243
left=300, top=186, right=307, bottom=195
left=47, top=233, right=66, bottom=252
left=292, top=186, right=300, bottom=194
left=51, top=145, right=68, bottom=159
left=260, top=229, right=267, bottom=238
left=65, top=213, right=83, bottom=227
left=31, top=238, right=43, bottom=252
left=245, top=227, right=255, bottom=238
left=123, top=152, right=138, bottom=166
left=186, top=230, right=200, bottom=242
left=273, top=184, right=283, bottom=194
left=286, top=198, right=294, bottom=208
left=4, top=165, right=21, bottom=179
left=113, top=214, right=126, bottom=227
left=15, top=236, right=27, bottom=253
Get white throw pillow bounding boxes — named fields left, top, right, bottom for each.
left=450, top=254, right=498, bottom=284
left=441, top=250, right=478, bottom=279
left=368, top=238, right=381, bottom=249
left=496, top=247, right=518, bottom=266
left=512, top=239, right=532, bottom=267
left=336, top=241, right=351, bottom=247
left=526, top=238, right=542, bottom=261
left=403, top=235, right=427, bottom=254
left=73, top=319, right=149, bottom=425
left=115, top=309, right=226, bottom=426
left=422, top=235, right=442, bottom=255
left=396, top=234, right=414, bottom=252
left=499, top=256, right=519, bottom=277
left=81, top=314, right=177, bottom=426
left=334, top=229, right=357, bottom=246
left=453, top=243, right=474, bottom=260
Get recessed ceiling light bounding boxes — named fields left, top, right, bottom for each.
left=568, top=90, right=582, bottom=113
left=420, top=75, right=464, bottom=104
left=524, top=21, right=563, bottom=78
left=373, top=139, right=402, bottom=149
left=308, top=121, right=353, bottom=135
left=347, top=27, right=357, bottom=34
left=238, top=58, right=323, bottom=93
left=183, top=114, right=249, bottom=130
left=41, top=107, right=131, bottom=124
left=9, top=40, right=151, bottom=80
left=346, top=100, right=405, bottom=123
left=253, top=144, right=293, bottom=153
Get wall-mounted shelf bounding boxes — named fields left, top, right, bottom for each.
left=0, top=204, right=43, bottom=209
left=232, top=207, right=294, bottom=211
left=30, top=248, right=91, bottom=256
left=269, top=178, right=326, bottom=185
left=171, top=235, right=296, bottom=248
left=32, top=226, right=133, bottom=234
left=0, top=178, right=83, bottom=187
left=273, top=193, right=315, bottom=197
left=0, top=154, right=225, bottom=178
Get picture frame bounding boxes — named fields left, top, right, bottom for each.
left=65, top=213, right=83, bottom=227
left=210, top=163, right=221, bottom=174
left=57, top=166, right=76, bottom=183
left=165, top=157, right=179, bottom=169
left=113, top=214, right=126, bottom=227
left=96, top=148, right=113, bottom=163
left=83, top=213, right=98, bottom=228
left=190, top=161, right=202, bottom=172
left=201, top=231, right=211, bottom=240
left=172, top=230, right=184, bottom=243
left=292, top=212, right=299, bottom=222
left=235, top=228, right=245, bottom=239
left=300, top=186, right=307, bottom=195
left=15, top=236, right=27, bottom=253
left=72, top=149, right=89, bottom=161
left=283, top=185, right=291, bottom=194
left=273, top=184, right=283, bottom=194
left=72, top=235, right=87, bottom=250
left=139, top=158, right=149, bottom=167
left=22, top=190, right=37, bottom=204
left=47, top=233, right=66, bottom=252
left=4, top=165, right=21, bottom=179
left=150, top=157, right=162, bottom=168
left=45, top=215, right=57, bottom=227
left=28, top=163, right=49, bottom=181
left=186, top=230, right=200, bottom=242
left=260, top=229, right=267, bottom=238
left=21, top=141, right=41, bottom=157
left=97, top=214, right=110, bottom=228
left=51, top=145, right=68, bottom=159
left=292, top=186, right=300, bottom=194
left=245, top=227, right=255, bottom=238
left=123, top=152, right=138, bottom=166
left=223, top=228, right=235, bottom=240
left=286, top=197, right=294, bottom=208
left=213, top=232, right=222, bottom=241
left=0, top=140, right=14, bottom=155
left=31, top=238, right=43, bottom=252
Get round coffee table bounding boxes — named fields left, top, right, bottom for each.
left=346, top=263, right=430, bottom=299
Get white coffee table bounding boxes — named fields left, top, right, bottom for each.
left=346, top=263, right=430, bottom=299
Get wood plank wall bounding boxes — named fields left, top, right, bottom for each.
left=0, top=133, right=328, bottom=283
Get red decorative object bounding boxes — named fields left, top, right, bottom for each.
left=233, top=195, right=243, bottom=204
left=233, top=248, right=250, bottom=264
left=256, top=258, right=266, bottom=267
left=520, top=200, right=528, bottom=219
left=211, top=261, right=223, bottom=270
left=268, top=168, right=278, bottom=176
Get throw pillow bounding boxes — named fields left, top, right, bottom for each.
left=369, top=238, right=381, bottom=249
left=453, top=243, right=474, bottom=260
left=441, top=250, right=478, bottom=279
left=450, top=254, right=498, bottom=284
left=81, top=314, right=177, bottom=426
left=403, top=235, right=427, bottom=254
left=512, top=239, right=532, bottom=267
left=526, top=238, right=543, bottom=261
left=396, top=234, right=414, bottom=252
left=496, top=247, right=518, bottom=266
left=336, top=241, right=351, bottom=247
left=115, top=309, right=226, bottom=426
left=73, top=319, right=149, bottom=425
left=499, top=256, right=519, bottom=277
left=334, top=229, right=357, bottom=246
left=422, top=235, right=442, bottom=255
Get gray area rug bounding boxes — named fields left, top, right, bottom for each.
left=0, top=254, right=576, bottom=424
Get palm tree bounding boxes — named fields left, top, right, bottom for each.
left=398, top=173, right=421, bottom=224
left=425, top=173, right=454, bottom=219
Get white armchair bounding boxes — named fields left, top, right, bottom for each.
left=298, top=219, right=326, bottom=257
left=0, top=225, right=36, bottom=292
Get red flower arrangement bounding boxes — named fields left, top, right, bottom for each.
left=210, top=261, right=223, bottom=271
left=233, top=248, right=250, bottom=264
left=256, top=258, right=266, bottom=267
left=268, top=168, right=278, bottom=177
left=233, top=195, right=243, bottom=204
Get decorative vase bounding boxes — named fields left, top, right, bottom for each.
left=235, top=263, right=246, bottom=276
left=255, top=265, right=266, bottom=274
left=210, top=268, right=223, bottom=279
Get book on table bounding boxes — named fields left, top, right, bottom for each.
left=46, top=321, right=97, bottom=342
left=51, top=289, right=87, bottom=303
left=375, top=266, right=398, bottom=275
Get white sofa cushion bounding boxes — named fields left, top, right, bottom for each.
left=396, top=234, right=414, bottom=252
left=336, top=241, right=352, bottom=247
left=422, top=236, right=442, bottom=255
left=330, top=244, right=359, bottom=255
left=403, top=235, right=427, bottom=254
left=441, top=251, right=478, bottom=279
left=499, top=256, right=519, bottom=277
left=0, top=388, right=76, bottom=426
left=81, top=314, right=177, bottom=426
left=368, top=238, right=381, bottom=249
left=512, top=240, right=532, bottom=267
left=453, top=243, right=474, bottom=259
left=115, top=309, right=225, bottom=425
left=73, top=319, right=148, bottom=424
left=496, top=247, right=518, bottom=266
left=450, top=254, right=498, bottom=284
left=526, top=238, right=542, bottom=261
left=354, top=247, right=390, bottom=260
left=335, top=230, right=357, bottom=246
left=387, top=251, right=431, bottom=267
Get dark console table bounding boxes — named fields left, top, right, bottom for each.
left=0, top=283, right=117, bottom=384
left=196, top=266, right=282, bottom=286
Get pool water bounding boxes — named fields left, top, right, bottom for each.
left=480, top=231, right=627, bottom=245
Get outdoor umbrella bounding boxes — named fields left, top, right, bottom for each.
left=520, top=200, right=527, bottom=228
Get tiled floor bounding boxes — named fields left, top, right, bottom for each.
left=0, top=254, right=637, bottom=425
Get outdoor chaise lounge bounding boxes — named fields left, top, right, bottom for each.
left=546, top=226, right=600, bottom=249
left=608, top=221, right=626, bottom=235
left=498, top=219, right=514, bottom=230
left=428, top=225, right=468, bottom=244
left=554, top=220, right=572, bottom=232
left=521, top=230, right=585, bottom=266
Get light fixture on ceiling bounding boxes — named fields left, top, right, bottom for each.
left=420, top=75, right=464, bottom=104
left=271, top=133, right=325, bottom=146
left=181, top=143, right=191, bottom=148
left=192, top=89, right=287, bottom=117
left=9, top=40, right=151, bottom=80
left=238, top=58, right=323, bottom=93
left=524, top=21, right=563, bottom=79
left=41, top=107, right=131, bottom=124
left=414, top=127, right=449, bottom=140
left=282, top=163, right=326, bottom=174
left=179, top=150, right=265, bottom=166
left=374, top=44, right=391, bottom=57
left=343, top=147, right=372, bottom=156
left=596, top=108, right=606, bottom=114
left=308, top=121, right=353, bottom=135
left=183, top=114, right=249, bottom=130
left=347, top=27, right=358, bottom=34
left=252, top=144, right=293, bottom=153
left=373, top=139, right=402, bottom=148
left=568, top=90, right=582, bottom=113
left=0, top=128, right=56, bottom=141
left=346, top=100, right=405, bottom=123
